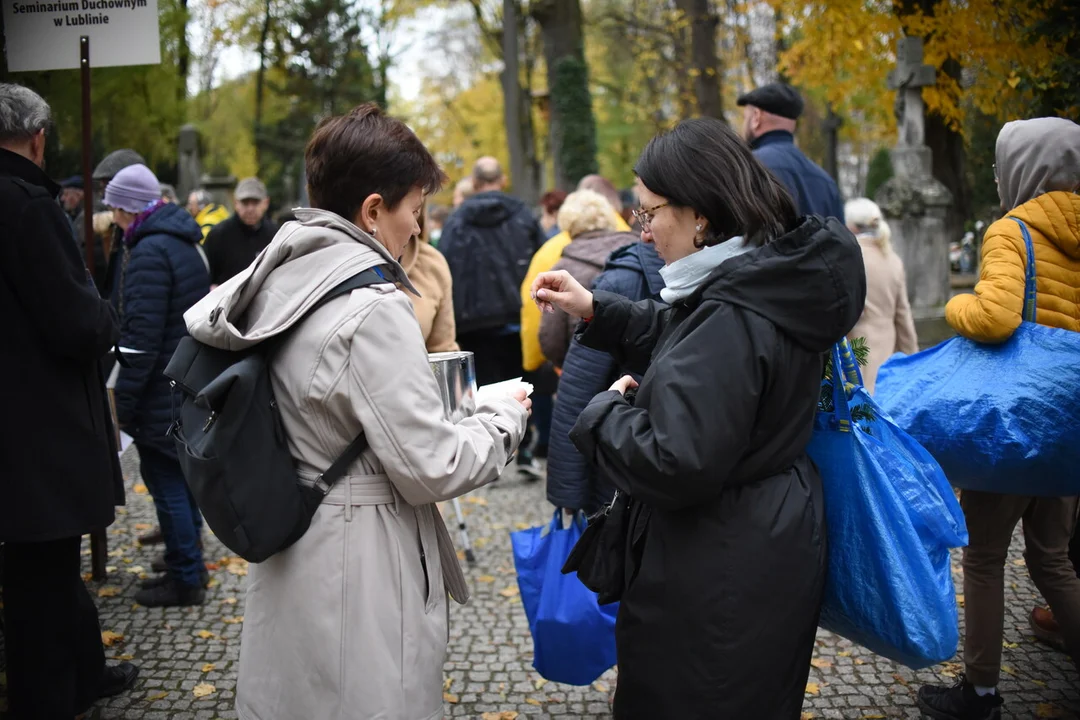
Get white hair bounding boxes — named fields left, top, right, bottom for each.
left=0, top=84, right=51, bottom=144
left=558, top=189, right=617, bottom=239
left=845, top=197, right=891, bottom=252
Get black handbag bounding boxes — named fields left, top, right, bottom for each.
left=561, top=490, right=631, bottom=605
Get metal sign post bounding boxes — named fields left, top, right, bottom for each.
left=80, top=36, right=94, bottom=277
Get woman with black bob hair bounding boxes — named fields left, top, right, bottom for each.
left=532, top=117, right=867, bottom=718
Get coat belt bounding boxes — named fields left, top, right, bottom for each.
left=298, top=472, right=471, bottom=605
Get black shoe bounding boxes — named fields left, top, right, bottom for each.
left=137, top=527, right=164, bottom=546
left=98, top=661, right=139, bottom=698
left=140, top=567, right=210, bottom=590
left=517, top=450, right=543, bottom=481
left=151, top=553, right=167, bottom=573
left=134, top=579, right=206, bottom=608
left=917, top=674, right=1004, bottom=720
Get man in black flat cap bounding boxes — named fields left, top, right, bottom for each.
left=737, top=82, right=844, bottom=221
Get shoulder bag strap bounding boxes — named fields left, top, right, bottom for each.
left=1006, top=217, right=1037, bottom=322
left=281, top=265, right=389, bottom=494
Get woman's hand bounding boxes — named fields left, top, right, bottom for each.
left=511, top=389, right=533, bottom=416
left=531, top=270, right=594, bottom=319
left=609, top=375, right=639, bottom=396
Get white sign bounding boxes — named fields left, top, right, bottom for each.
left=3, top=0, right=161, bottom=72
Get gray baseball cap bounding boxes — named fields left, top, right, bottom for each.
left=235, top=177, right=268, bottom=201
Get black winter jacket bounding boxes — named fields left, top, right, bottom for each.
left=546, top=241, right=665, bottom=513
left=570, top=216, right=866, bottom=719
left=0, top=149, right=124, bottom=542
left=439, top=191, right=545, bottom=333
left=111, top=203, right=210, bottom=456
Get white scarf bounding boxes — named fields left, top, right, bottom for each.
left=659, top=237, right=752, bottom=303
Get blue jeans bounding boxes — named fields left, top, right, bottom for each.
left=137, top=444, right=205, bottom=587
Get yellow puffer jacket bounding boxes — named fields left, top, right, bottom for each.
left=946, top=191, right=1080, bottom=343
left=519, top=211, right=632, bottom=371
left=195, top=203, right=230, bottom=244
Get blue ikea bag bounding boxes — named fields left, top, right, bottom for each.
left=511, top=511, right=618, bottom=685
left=875, top=217, right=1080, bottom=495
left=807, top=339, right=967, bottom=669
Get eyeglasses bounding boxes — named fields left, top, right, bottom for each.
left=632, top=202, right=669, bottom=232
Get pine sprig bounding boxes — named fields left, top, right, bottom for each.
left=819, top=338, right=877, bottom=426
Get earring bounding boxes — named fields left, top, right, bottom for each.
left=695, top=224, right=702, bottom=232
left=371, top=227, right=378, bottom=235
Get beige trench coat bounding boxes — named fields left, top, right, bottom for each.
left=184, top=208, right=528, bottom=720
left=847, top=236, right=919, bottom=393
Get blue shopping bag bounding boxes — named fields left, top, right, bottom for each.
left=876, top=217, right=1080, bottom=495
left=808, top=340, right=967, bottom=669
left=511, top=511, right=619, bottom=685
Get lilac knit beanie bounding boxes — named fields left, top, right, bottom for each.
left=104, top=164, right=161, bottom=214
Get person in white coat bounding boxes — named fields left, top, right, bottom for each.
left=184, top=103, right=531, bottom=720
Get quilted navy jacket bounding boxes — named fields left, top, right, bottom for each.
left=546, top=241, right=665, bottom=513
left=112, top=203, right=210, bottom=456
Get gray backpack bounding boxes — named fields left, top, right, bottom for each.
left=164, top=268, right=387, bottom=562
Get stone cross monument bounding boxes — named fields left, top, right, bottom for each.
left=177, top=124, right=203, bottom=203
left=875, top=36, right=954, bottom=346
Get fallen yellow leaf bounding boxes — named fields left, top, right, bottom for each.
left=956, top=594, right=964, bottom=607
left=498, top=586, right=520, bottom=598
left=534, top=678, right=547, bottom=690
left=473, top=537, right=491, bottom=549
left=837, top=651, right=851, bottom=657
left=113, top=654, right=135, bottom=661
left=201, top=663, right=215, bottom=672
left=192, top=682, right=216, bottom=698
left=525, top=698, right=542, bottom=706
left=132, top=484, right=148, bottom=494
left=206, top=577, right=219, bottom=588
left=1002, top=641, right=1019, bottom=649
left=480, top=713, right=518, bottom=720
left=195, top=630, right=215, bottom=639
left=805, top=682, right=820, bottom=696
left=145, top=691, right=169, bottom=702
left=97, top=586, right=122, bottom=598
left=223, top=616, right=244, bottom=624
left=105, top=565, right=117, bottom=573
left=443, top=677, right=453, bottom=691
left=1036, top=704, right=1064, bottom=718
left=514, top=522, right=531, bottom=530
left=134, top=523, right=152, bottom=531
left=223, top=597, right=238, bottom=605
left=862, top=715, right=885, bottom=719
left=1000, top=664, right=1015, bottom=675
left=476, top=575, right=496, bottom=583
left=101, top=631, right=124, bottom=647
left=465, top=496, right=488, bottom=506
left=854, top=658, right=865, bottom=665
left=592, top=681, right=609, bottom=693
left=82, top=572, right=93, bottom=582
left=801, top=713, right=815, bottom=720
left=810, top=658, right=832, bottom=668
left=125, top=566, right=144, bottom=575
left=1013, top=558, right=1026, bottom=567
left=443, top=692, right=459, bottom=703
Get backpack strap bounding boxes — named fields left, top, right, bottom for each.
left=287, top=265, right=389, bottom=494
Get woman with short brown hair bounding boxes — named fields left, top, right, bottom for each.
left=185, top=103, right=531, bottom=719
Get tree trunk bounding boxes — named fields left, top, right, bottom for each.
left=254, top=0, right=272, bottom=174
left=925, top=57, right=969, bottom=242
left=533, top=0, right=586, bottom=190
left=177, top=0, right=190, bottom=106
left=674, top=0, right=723, bottom=120
left=502, top=0, right=540, bottom=205
left=824, top=105, right=842, bottom=181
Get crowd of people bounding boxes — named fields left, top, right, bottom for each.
left=0, top=75, right=1078, bottom=720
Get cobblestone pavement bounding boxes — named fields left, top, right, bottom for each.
left=2, top=450, right=1078, bottom=719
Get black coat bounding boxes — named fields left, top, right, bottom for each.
left=111, top=203, right=210, bottom=456
left=439, top=191, right=545, bottom=333
left=0, top=149, right=123, bottom=543
left=203, top=213, right=278, bottom=286
left=570, top=216, right=866, bottom=719
left=547, top=242, right=665, bottom=514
